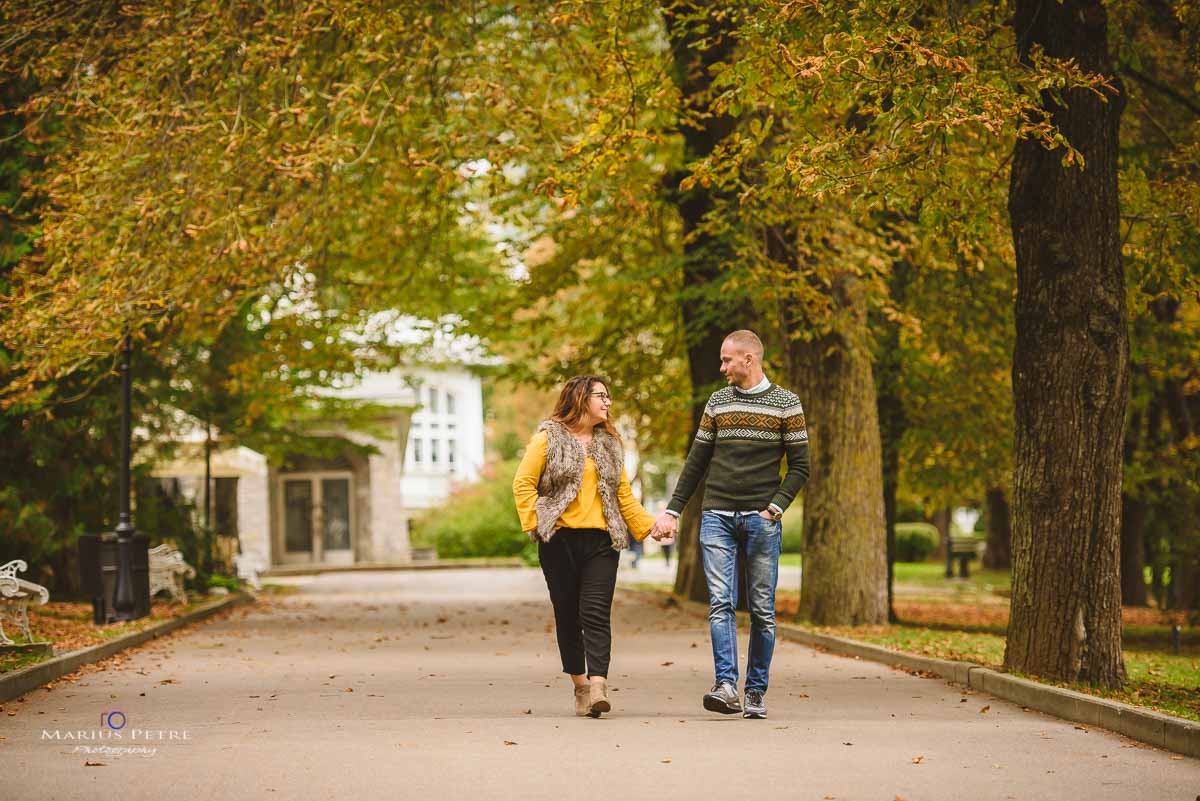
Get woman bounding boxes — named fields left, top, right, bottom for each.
left=512, top=375, right=654, bottom=718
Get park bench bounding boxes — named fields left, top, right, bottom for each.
left=234, top=550, right=266, bottom=590
left=148, top=544, right=195, bottom=604
left=0, top=559, right=50, bottom=645
left=946, top=535, right=986, bottom=579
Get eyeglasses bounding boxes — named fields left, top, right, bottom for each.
left=589, top=392, right=613, bottom=403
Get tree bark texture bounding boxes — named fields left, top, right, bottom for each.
left=1004, top=0, right=1128, bottom=687
left=790, top=273, right=888, bottom=625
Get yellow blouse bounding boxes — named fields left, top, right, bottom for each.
left=512, top=430, right=655, bottom=541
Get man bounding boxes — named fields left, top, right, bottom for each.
left=652, top=330, right=809, bottom=720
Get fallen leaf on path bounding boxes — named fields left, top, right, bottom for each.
left=661, top=758, right=671, bottom=764
left=843, top=742, right=853, bottom=746
left=504, top=740, right=517, bottom=746
left=979, top=705, right=990, bottom=714
left=84, top=761, right=106, bottom=767
left=344, top=688, right=354, bottom=693
left=1074, top=725, right=1089, bottom=732
left=911, top=756, right=924, bottom=764
left=660, top=661, right=674, bottom=666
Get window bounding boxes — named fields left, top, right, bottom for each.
left=446, top=392, right=456, bottom=415
left=427, top=386, right=439, bottom=414
left=214, top=477, right=239, bottom=537
left=448, top=439, right=457, bottom=470
left=412, top=438, right=423, bottom=463
left=430, top=440, right=440, bottom=464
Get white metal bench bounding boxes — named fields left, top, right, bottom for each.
left=0, top=560, right=50, bottom=645
left=148, top=544, right=195, bottom=603
left=234, top=551, right=265, bottom=590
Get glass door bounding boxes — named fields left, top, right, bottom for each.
left=277, top=472, right=354, bottom=564
left=283, top=480, right=314, bottom=558
left=321, top=478, right=353, bottom=565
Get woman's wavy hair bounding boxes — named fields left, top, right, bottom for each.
left=550, top=375, right=620, bottom=441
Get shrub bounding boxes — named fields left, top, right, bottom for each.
left=895, top=522, right=939, bottom=562
left=413, top=461, right=528, bottom=559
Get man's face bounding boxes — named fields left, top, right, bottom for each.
left=719, top=341, right=753, bottom=386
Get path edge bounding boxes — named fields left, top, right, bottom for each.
left=0, top=592, right=253, bottom=704
left=618, top=587, right=1200, bottom=760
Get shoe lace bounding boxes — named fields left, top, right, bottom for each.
left=746, top=690, right=764, bottom=706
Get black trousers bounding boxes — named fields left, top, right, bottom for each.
left=538, top=528, right=620, bottom=678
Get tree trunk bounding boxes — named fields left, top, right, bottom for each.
left=671, top=480, right=708, bottom=604
left=791, top=272, right=888, bottom=625
left=875, top=259, right=910, bottom=623
left=1004, top=0, right=1128, bottom=687
left=662, top=2, right=751, bottom=604
left=931, top=507, right=950, bottom=563
left=982, top=488, right=1012, bottom=570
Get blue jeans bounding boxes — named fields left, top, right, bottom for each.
left=699, top=511, right=782, bottom=694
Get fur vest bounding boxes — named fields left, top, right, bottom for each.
left=533, top=419, right=629, bottom=551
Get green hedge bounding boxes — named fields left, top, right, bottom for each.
left=895, top=522, right=939, bottom=562
left=781, top=503, right=803, bottom=553
left=411, top=462, right=528, bottom=559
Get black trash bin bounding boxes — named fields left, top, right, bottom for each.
left=79, top=533, right=150, bottom=624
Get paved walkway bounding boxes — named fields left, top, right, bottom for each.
left=3, top=568, right=1198, bottom=800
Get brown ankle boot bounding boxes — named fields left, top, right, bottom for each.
left=588, top=679, right=611, bottom=717
left=574, top=684, right=591, bottom=717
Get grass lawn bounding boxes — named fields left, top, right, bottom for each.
left=803, top=622, right=1200, bottom=723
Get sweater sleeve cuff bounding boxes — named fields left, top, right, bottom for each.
left=664, top=509, right=680, bottom=518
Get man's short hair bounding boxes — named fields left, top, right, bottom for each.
left=724, top=329, right=764, bottom=360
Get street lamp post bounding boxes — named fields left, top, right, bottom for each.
left=112, top=334, right=138, bottom=619
left=79, top=334, right=150, bottom=624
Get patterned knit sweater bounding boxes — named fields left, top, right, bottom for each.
left=666, top=381, right=810, bottom=515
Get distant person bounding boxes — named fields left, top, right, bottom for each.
left=513, top=375, right=654, bottom=718
left=630, top=534, right=644, bottom=568
left=660, top=537, right=674, bottom=568
left=651, top=330, right=809, bottom=720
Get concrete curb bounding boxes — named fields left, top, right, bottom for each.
left=619, top=587, right=1200, bottom=760
left=261, top=559, right=524, bottom=577
left=0, top=592, right=252, bottom=704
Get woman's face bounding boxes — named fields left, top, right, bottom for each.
left=584, top=382, right=612, bottom=425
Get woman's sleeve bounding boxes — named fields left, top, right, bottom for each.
left=512, top=431, right=548, bottom=532
left=616, top=467, right=656, bottom=541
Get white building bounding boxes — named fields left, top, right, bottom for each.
left=146, top=365, right=485, bottom=571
